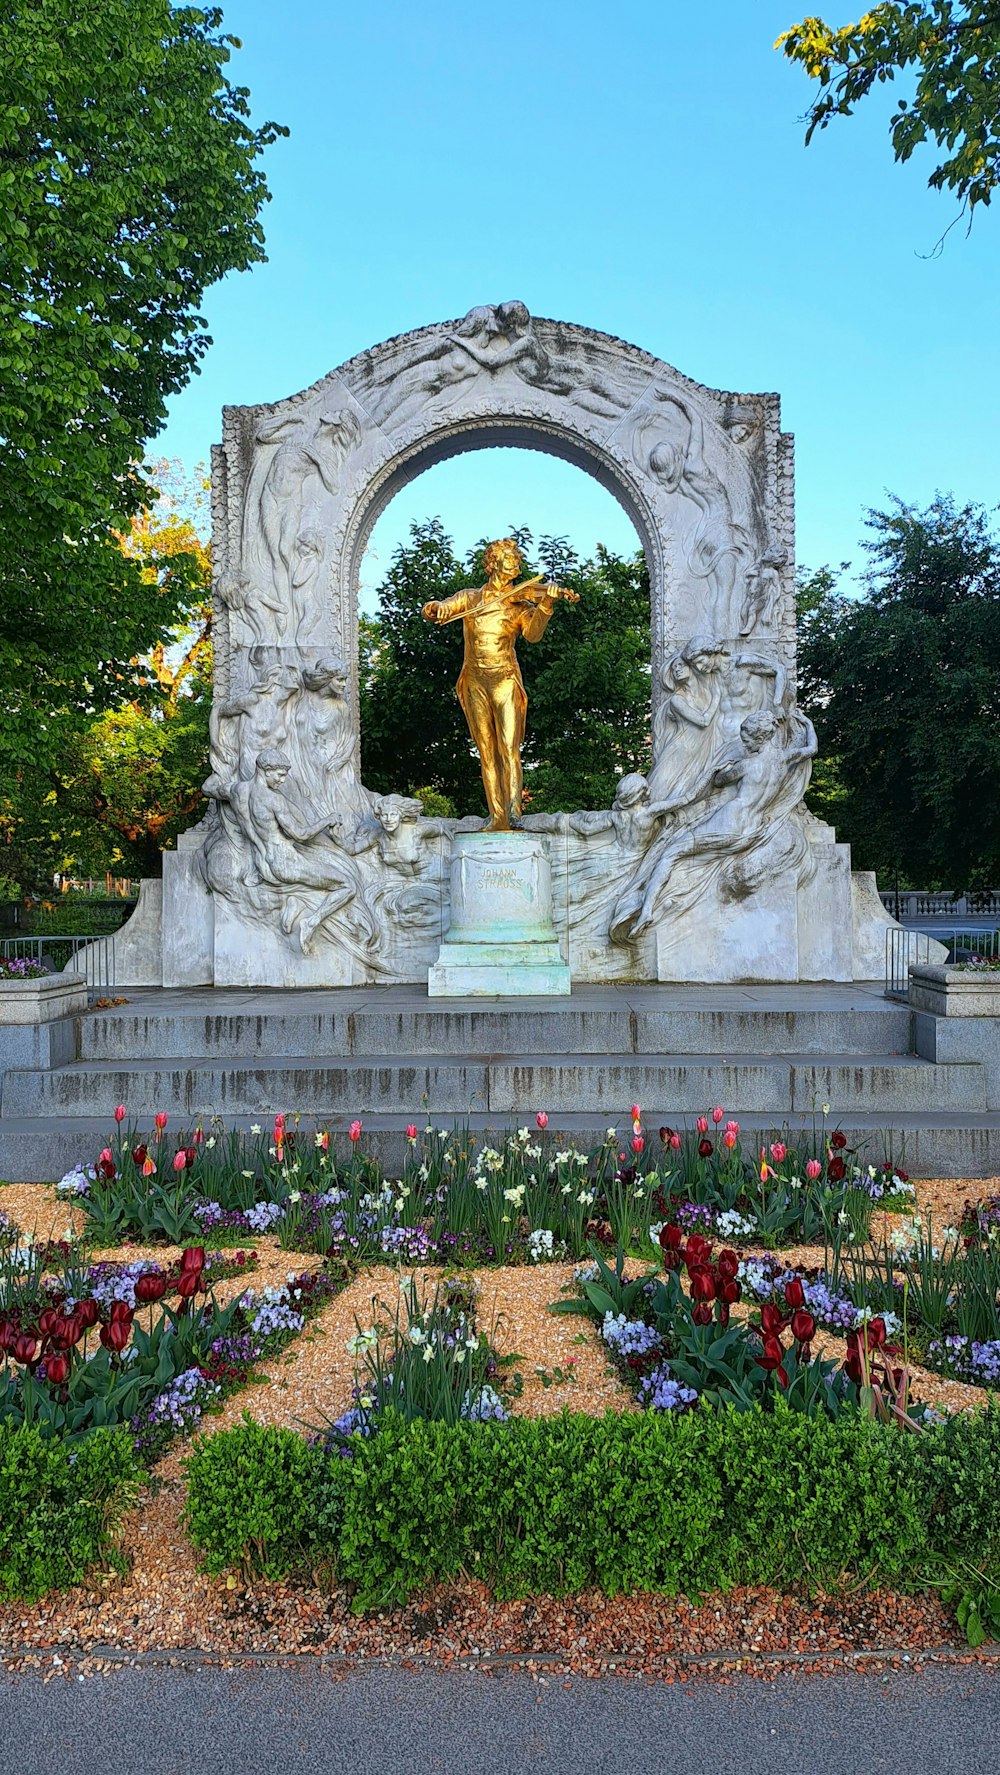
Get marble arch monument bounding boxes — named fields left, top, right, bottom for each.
left=140, top=302, right=896, bottom=989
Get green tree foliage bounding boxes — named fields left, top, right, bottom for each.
left=360, top=519, right=652, bottom=816
left=1, top=463, right=212, bottom=885
left=778, top=4, right=1000, bottom=223
left=796, top=496, right=1000, bottom=887
left=0, top=1, right=284, bottom=784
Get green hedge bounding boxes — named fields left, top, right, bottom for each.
left=0, top=1425, right=140, bottom=1602
left=185, top=1405, right=1000, bottom=1609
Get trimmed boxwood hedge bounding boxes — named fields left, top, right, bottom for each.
left=184, top=1404, right=1000, bottom=1609
left=0, top=1424, right=139, bottom=1603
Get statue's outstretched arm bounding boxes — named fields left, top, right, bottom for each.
left=422, top=586, right=480, bottom=625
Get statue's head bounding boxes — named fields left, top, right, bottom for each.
left=613, top=773, right=648, bottom=810
left=682, top=636, right=729, bottom=674
left=256, top=749, right=291, bottom=787
left=302, top=654, right=348, bottom=694
left=739, top=712, right=778, bottom=753
left=483, top=538, right=523, bottom=583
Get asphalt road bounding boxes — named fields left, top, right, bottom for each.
left=1, top=1660, right=998, bottom=1775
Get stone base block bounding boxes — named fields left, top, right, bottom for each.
left=429, top=944, right=571, bottom=997
left=910, top=965, right=1000, bottom=1018
left=0, top=973, right=87, bottom=1024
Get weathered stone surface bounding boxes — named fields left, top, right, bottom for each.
left=909, top=964, right=1000, bottom=1018
left=0, top=973, right=87, bottom=1025
left=430, top=833, right=570, bottom=997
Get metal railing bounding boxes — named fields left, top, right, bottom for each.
left=1, top=935, right=115, bottom=995
left=885, top=926, right=1000, bottom=997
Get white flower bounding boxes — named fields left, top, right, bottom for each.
left=454, top=1349, right=465, bottom=1364
left=346, top=1328, right=377, bottom=1355
left=288, top=1190, right=301, bottom=1204
left=205, top=1136, right=216, bottom=1150
left=241, top=1169, right=254, bottom=1179
left=422, top=1345, right=435, bottom=1362
left=822, top=1104, right=831, bottom=1116
left=250, top=1124, right=262, bottom=1135
left=408, top=1326, right=426, bottom=1345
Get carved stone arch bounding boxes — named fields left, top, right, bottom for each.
left=213, top=307, right=795, bottom=740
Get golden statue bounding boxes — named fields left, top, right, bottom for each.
left=422, top=538, right=580, bottom=831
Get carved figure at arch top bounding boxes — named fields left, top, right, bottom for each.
left=422, top=538, right=580, bottom=832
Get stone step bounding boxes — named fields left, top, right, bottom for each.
left=3, top=1049, right=987, bottom=1120
left=75, top=1000, right=915, bottom=1062
left=2, top=1108, right=999, bottom=1183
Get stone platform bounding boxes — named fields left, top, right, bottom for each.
left=1, top=983, right=999, bottom=1179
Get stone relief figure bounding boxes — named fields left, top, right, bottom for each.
left=422, top=536, right=579, bottom=831
left=365, top=303, right=530, bottom=431
left=739, top=546, right=788, bottom=638
left=242, top=409, right=360, bottom=637
left=648, top=638, right=730, bottom=807
left=237, top=750, right=377, bottom=956
left=217, top=571, right=286, bottom=645
left=283, top=654, right=371, bottom=827
left=205, top=650, right=300, bottom=800
left=609, top=709, right=817, bottom=944
left=638, top=394, right=753, bottom=632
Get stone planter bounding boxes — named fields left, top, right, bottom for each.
left=909, top=964, right=1000, bottom=1018
left=0, top=971, right=88, bottom=1025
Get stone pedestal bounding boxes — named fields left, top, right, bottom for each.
left=429, top=833, right=570, bottom=997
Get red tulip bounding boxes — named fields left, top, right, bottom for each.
left=827, top=1156, right=846, bottom=1182
left=37, top=1307, right=60, bottom=1338
left=867, top=1317, right=887, bottom=1348
left=100, top=1320, right=131, bottom=1353
left=184, top=1146, right=197, bottom=1168
left=698, top=1138, right=713, bottom=1158
left=691, top=1302, right=714, bottom=1327
left=689, top=1268, right=716, bottom=1302
left=45, top=1353, right=69, bottom=1386
left=114, top=1104, right=127, bottom=1123
left=131, top=1143, right=148, bottom=1168
left=77, top=1298, right=100, bottom=1330
left=50, top=1314, right=83, bottom=1351
left=757, top=1334, right=785, bottom=1371
left=783, top=1277, right=805, bottom=1310
left=830, top=1129, right=847, bottom=1150
left=761, top=1303, right=786, bottom=1336
left=717, top=1250, right=739, bottom=1281
left=686, top=1234, right=713, bottom=1266
left=134, top=1273, right=167, bottom=1305
left=13, top=1333, right=37, bottom=1365
left=791, top=1309, right=816, bottom=1345
left=154, top=1111, right=168, bottom=1132
left=180, top=1246, right=206, bottom=1272
left=99, top=1156, right=116, bottom=1180
left=175, top=1270, right=200, bottom=1301
left=535, top=1111, right=549, bottom=1130
left=0, top=1318, right=18, bottom=1354
left=108, top=1300, right=133, bottom=1324
left=720, top=1278, right=742, bottom=1305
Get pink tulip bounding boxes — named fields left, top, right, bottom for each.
left=723, top=1130, right=737, bottom=1150
left=536, top=1112, right=548, bottom=1130
left=696, top=1116, right=709, bottom=1135
left=99, top=1147, right=113, bottom=1165
left=113, top=1105, right=126, bottom=1123
left=142, top=1155, right=156, bottom=1176
left=806, top=1158, right=823, bottom=1180
left=770, top=1142, right=787, bottom=1163
left=405, top=1124, right=418, bottom=1141
left=154, top=1111, right=168, bottom=1132
left=630, top=1103, right=641, bottom=1123
left=669, top=1132, right=681, bottom=1150
left=712, top=1106, right=724, bottom=1125
left=631, top=1134, right=645, bottom=1155
left=319, top=1130, right=330, bottom=1151
left=349, top=1119, right=363, bottom=1142
left=725, top=1119, right=739, bottom=1135
left=172, top=1150, right=187, bottom=1172
left=193, top=1125, right=205, bottom=1145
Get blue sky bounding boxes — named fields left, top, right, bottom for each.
left=154, top=0, right=1000, bottom=608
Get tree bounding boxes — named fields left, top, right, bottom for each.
left=778, top=4, right=1000, bottom=224
left=796, top=496, right=1000, bottom=887
left=360, top=519, right=652, bottom=816
left=0, top=461, right=213, bottom=884
left=0, top=1, right=285, bottom=785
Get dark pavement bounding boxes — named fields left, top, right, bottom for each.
left=1, top=1658, right=998, bottom=1775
